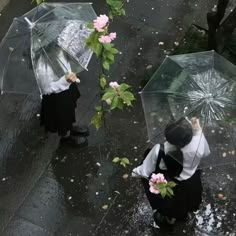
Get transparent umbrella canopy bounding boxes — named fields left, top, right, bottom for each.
left=0, top=2, right=97, bottom=95
left=140, top=51, right=236, bottom=168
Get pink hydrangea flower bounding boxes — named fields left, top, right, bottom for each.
left=109, top=81, right=120, bottom=89
left=150, top=173, right=167, bottom=183
left=98, top=32, right=117, bottom=44
left=109, top=32, right=116, bottom=40
left=99, top=35, right=112, bottom=43
left=93, top=15, right=109, bottom=32
left=149, top=185, right=160, bottom=194
left=149, top=173, right=167, bottom=195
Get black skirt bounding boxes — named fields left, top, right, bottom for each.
left=40, top=83, right=80, bottom=136
left=142, top=149, right=202, bottom=220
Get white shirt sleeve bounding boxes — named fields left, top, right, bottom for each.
left=46, top=75, right=70, bottom=94
left=192, top=129, right=210, bottom=158
left=36, top=51, right=72, bottom=95
left=132, top=144, right=160, bottom=178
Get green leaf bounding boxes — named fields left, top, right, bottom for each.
left=160, top=188, right=167, bottom=198
left=108, top=12, right=114, bottom=20
left=120, top=8, right=126, bottom=16
left=103, top=61, right=110, bottom=71
left=106, top=53, right=115, bottom=63
left=110, top=96, right=119, bottom=110
left=105, top=87, right=115, bottom=93
left=86, top=31, right=102, bottom=57
left=103, top=43, right=112, bottom=50
left=99, top=75, right=107, bottom=89
left=101, top=92, right=115, bottom=101
left=119, top=83, right=131, bottom=92
left=120, top=91, right=135, bottom=105
left=110, top=47, right=119, bottom=54
left=116, top=98, right=124, bottom=110
left=94, top=43, right=103, bottom=57
left=121, top=158, right=130, bottom=165
left=120, top=162, right=126, bottom=167
left=91, top=111, right=104, bottom=129
left=87, top=22, right=94, bottom=29
left=95, top=106, right=102, bottom=111
left=168, top=181, right=177, bottom=188
left=167, top=187, right=174, bottom=196
left=112, top=157, right=120, bottom=163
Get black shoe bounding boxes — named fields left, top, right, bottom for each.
left=152, top=211, right=164, bottom=229
left=60, top=136, right=88, bottom=148
left=71, top=125, right=89, bottom=137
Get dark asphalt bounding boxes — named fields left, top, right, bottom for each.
left=0, top=0, right=236, bottom=235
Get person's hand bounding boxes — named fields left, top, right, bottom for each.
left=190, top=117, right=201, bottom=131
left=131, top=168, right=140, bottom=178
left=65, top=72, right=79, bottom=83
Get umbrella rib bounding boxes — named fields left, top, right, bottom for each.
left=143, top=91, right=190, bottom=98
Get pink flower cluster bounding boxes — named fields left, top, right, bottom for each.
left=93, top=15, right=109, bottom=32
left=109, top=81, right=120, bottom=89
left=149, top=173, right=167, bottom=194
left=99, top=32, right=117, bottom=44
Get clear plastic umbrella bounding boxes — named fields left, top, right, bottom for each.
left=0, top=2, right=97, bottom=95
left=140, top=51, right=236, bottom=168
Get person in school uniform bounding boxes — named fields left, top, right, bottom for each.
left=132, top=118, right=210, bottom=230
left=36, top=49, right=89, bottom=146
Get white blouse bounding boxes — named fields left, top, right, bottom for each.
left=132, top=130, right=210, bottom=181
left=35, top=51, right=71, bottom=95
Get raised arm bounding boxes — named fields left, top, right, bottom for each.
left=132, top=144, right=161, bottom=178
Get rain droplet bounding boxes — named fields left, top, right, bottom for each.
left=222, top=152, right=227, bottom=157
left=96, top=162, right=101, bottom=167
left=68, top=196, right=72, bottom=200
left=134, top=146, right=138, bottom=149
left=70, top=179, right=74, bottom=182
left=158, top=42, right=164, bottom=45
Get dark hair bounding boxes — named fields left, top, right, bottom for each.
left=164, top=150, right=183, bottom=178
left=164, top=121, right=193, bottom=148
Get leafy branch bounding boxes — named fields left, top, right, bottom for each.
left=86, top=8, right=135, bottom=129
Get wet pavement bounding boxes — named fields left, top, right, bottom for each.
left=0, top=0, right=236, bottom=235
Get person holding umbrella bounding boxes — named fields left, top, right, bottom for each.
left=132, top=118, right=210, bottom=231
left=37, top=48, right=89, bottom=147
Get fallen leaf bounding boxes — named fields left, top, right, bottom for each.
left=122, top=174, right=129, bottom=179
left=102, top=205, right=109, bottom=210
